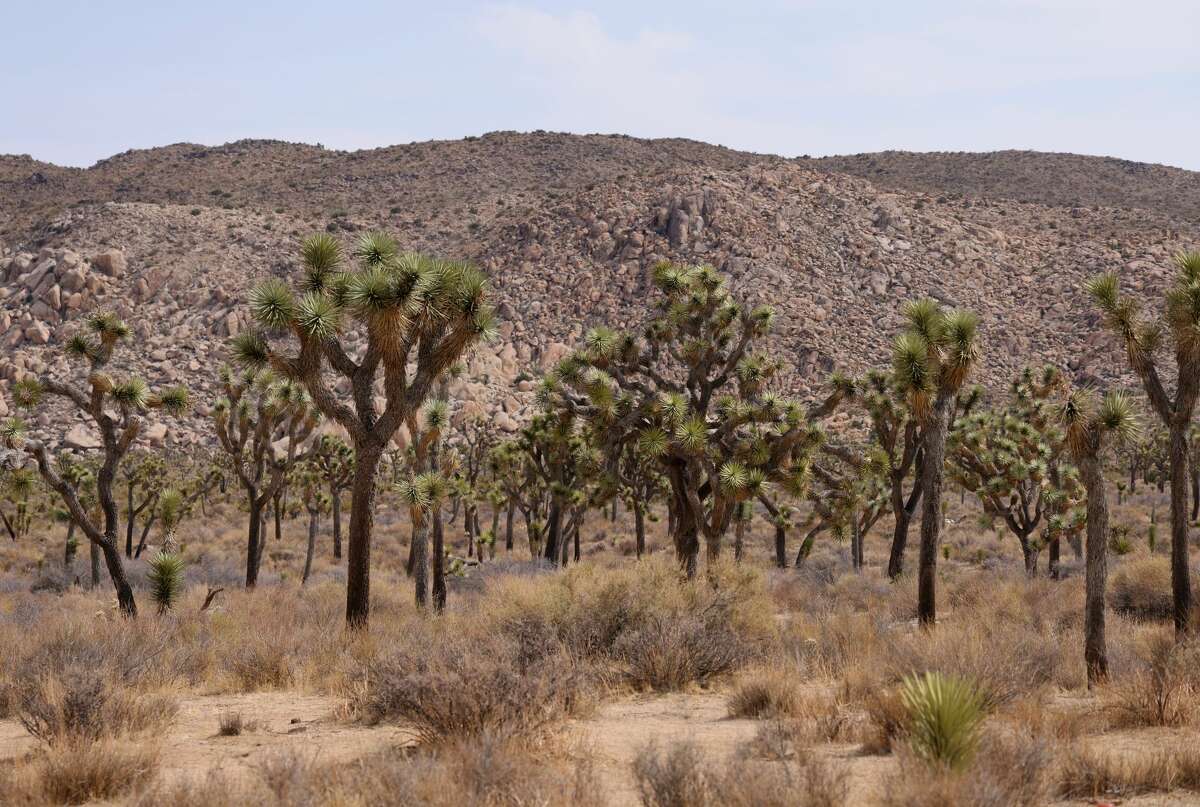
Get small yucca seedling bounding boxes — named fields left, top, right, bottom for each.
left=900, top=671, right=985, bottom=770
left=147, top=551, right=186, bottom=614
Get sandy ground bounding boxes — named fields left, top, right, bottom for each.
left=4, top=689, right=1200, bottom=805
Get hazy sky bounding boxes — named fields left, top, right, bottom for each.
left=4, top=0, right=1198, bottom=169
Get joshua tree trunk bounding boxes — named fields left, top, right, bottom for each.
left=1019, top=534, right=1038, bottom=577
left=432, top=504, right=446, bottom=613
left=1191, top=471, right=1199, bottom=521
left=302, top=510, right=318, bottom=585
left=331, top=490, right=342, bottom=560
left=634, top=502, right=646, bottom=559
left=887, top=482, right=921, bottom=580
left=412, top=520, right=428, bottom=609
left=89, top=540, right=100, bottom=587
left=573, top=509, right=583, bottom=563
left=64, top=522, right=77, bottom=571
left=465, top=504, right=475, bottom=558
left=795, top=525, right=822, bottom=568
left=774, top=523, right=787, bottom=568
left=543, top=503, right=563, bottom=563
left=917, top=394, right=952, bottom=626
left=345, top=446, right=383, bottom=627
left=1048, top=535, right=1061, bottom=580
left=273, top=489, right=283, bottom=543
left=734, top=516, right=746, bottom=562
left=245, top=495, right=266, bottom=587
left=504, top=501, right=515, bottom=552
left=851, top=519, right=864, bottom=571
left=1169, top=422, right=1193, bottom=636
left=1079, top=450, right=1109, bottom=686
left=100, top=539, right=136, bottom=616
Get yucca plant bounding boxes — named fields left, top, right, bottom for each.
left=147, top=550, right=186, bottom=614
left=1088, top=251, right=1200, bottom=637
left=900, top=671, right=986, bottom=771
left=234, top=233, right=493, bottom=628
left=9, top=311, right=190, bottom=617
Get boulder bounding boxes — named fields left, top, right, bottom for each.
left=64, top=423, right=101, bottom=450
left=92, top=250, right=127, bottom=278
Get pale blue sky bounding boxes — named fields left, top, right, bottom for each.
left=4, top=1, right=1198, bottom=169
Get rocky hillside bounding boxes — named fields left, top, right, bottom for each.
left=813, top=150, right=1200, bottom=222
left=2, top=133, right=1198, bottom=451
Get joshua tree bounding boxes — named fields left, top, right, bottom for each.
left=489, top=437, right=551, bottom=557
left=809, top=444, right=890, bottom=571
left=309, top=434, right=354, bottom=560
left=7, top=312, right=189, bottom=616
left=0, top=464, right=38, bottom=542
left=212, top=367, right=318, bottom=587
left=856, top=369, right=925, bottom=579
left=448, top=414, right=495, bottom=555
left=1059, top=387, right=1138, bottom=686
left=121, top=451, right=165, bottom=558
left=891, top=298, right=980, bottom=626
left=546, top=263, right=841, bottom=577
left=291, top=459, right=331, bottom=585
left=235, top=233, right=493, bottom=628
left=1088, top=252, right=1200, bottom=636
left=614, top=439, right=667, bottom=559
left=948, top=366, right=1085, bottom=577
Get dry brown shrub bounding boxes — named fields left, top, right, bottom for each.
left=15, top=666, right=177, bottom=745
left=354, top=630, right=590, bottom=744
left=861, top=687, right=907, bottom=754
left=885, top=616, right=1065, bottom=706
left=880, top=729, right=1052, bottom=807
left=727, top=665, right=804, bottom=718
left=1102, top=630, right=1200, bottom=727
left=134, top=733, right=604, bottom=807
left=0, top=739, right=159, bottom=806
left=1110, top=555, right=1174, bottom=620
left=633, top=740, right=847, bottom=807
left=1058, top=744, right=1200, bottom=798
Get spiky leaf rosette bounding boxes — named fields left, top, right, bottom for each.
left=901, top=671, right=986, bottom=771
left=147, top=551, right=186, bottom=614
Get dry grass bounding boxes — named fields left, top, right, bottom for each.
left=727, top=665, right=804, bottom=718
left=1101, top=630, right=1200, bottom=728
left=355, top=630, right=590, bottom=744
left=1110, top=554, right=1174, bottom=620
left=880, top=729, right=1053, bottom=807
left=133, top=733, right=605, bottom=807
left=633, top=740, right=847, bottom=807
left=0, top=739, right=160, bottom=805
left=1058, top=744, right=1200, bottom=798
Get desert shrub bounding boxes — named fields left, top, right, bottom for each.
left=900, top=672, right=986, bottom=771
left=0, top=739, right=159, bottom=805
left=217, top=710, right=251, bottom=736
left=16, top=665, right=177, bottom=745
left=134, top=734, right=604, bottom=807
left=355, top=630, right=588, bottom=744
left=615, top=610, right=759, bottom=691
left=881, top=730, right=1051, bottom=807
left=861, top=687, right=908, bottom=754
left=1110, top=555, right=1174, bottom=620
left=885, top=617, right=1065, bottom=705
left=1058, top=744, right=1200, bottom=798
left=1102, top=631, right=1200, bottom=727
left=727, top=666, right=803, bottom=718
left=632, top=740, right=847, bottom=807
left=485, top=557, right=775, bottom=678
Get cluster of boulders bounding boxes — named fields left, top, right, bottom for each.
left=0, top=245, right=126, bottom=348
